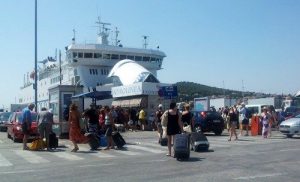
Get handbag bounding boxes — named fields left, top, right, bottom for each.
left=161, top=111, right=168, bottom=127
left=183, top=124, right=192, bottom=133
left=29, top=138, right=45, bottom=151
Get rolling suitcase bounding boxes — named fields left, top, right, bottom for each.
left=112, top=131, right=126, bottom=149
left=173, top=133, right=190, bottom=160
left=88, top=134, right=100, bottom=150
left=49, top=132, right=58, bottom=149
left=190, top=131, right=209, bottom=152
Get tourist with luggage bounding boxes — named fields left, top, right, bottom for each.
left=69, top=103, right=88, bottom=152
left=21, top=103, right=35, bottom=150
left=228, top=107, right=238, bottom=141
left=181, top=103, right=193, bottom=132
left=37, top=107, right=53, bottom=151
left=162, top=102, right=183, bottom=157
left=104, top=106, right=115, bottom=150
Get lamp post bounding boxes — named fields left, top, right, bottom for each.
left=34, top=0, right=38, bottom=112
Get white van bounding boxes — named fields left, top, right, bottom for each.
left=245, top=104, right=269, bottom=116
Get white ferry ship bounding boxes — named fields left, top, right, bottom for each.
left=18, top=18, right=166, bottom=110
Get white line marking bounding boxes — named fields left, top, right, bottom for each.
left=0, top=169, right=45, bottom=174
left=126, top=145, right=165, bottom=154
left=90, top=151, right=115, bottom=158
left=234, top=173, right=285, bottom=180
left=14, top=150, right=49, bottom=164
left=0, top=153, right=13, bottom=167
left=78, top=163, right=113, bottom=168
left=111, top=149, right=141, bottom=156
left=279, top=148, right=300, bottom=152
left=50, top=152, right=83, bottom=161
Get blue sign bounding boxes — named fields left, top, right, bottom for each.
left=159, top=86, right=178, bottom=99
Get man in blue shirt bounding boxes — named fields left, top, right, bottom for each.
left=22, top=103, right=35, bottom=150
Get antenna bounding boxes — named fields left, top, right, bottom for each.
left=242, top=80, right=245, bottom=100
left=95, top=16, right=111, bottom=45
left=142, top=35, right=149, bottom=49
left=115, top=27, right=120, bottom=46
left=72, top=29, right=76, bottom=44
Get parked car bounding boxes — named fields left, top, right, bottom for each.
left=193, top=107, right=224, bottom=136
left=283, top=106, right=300, bottom=120
left=0, top=112, right=12, bottom=132
left=6, top=111, right=39, bottom=142
left=279, top=114, right=300, bottom=138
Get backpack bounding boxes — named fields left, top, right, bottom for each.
left=245, top=109, right=251, bottom=119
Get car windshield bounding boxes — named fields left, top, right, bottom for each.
left=17, top=113, right=37, bottom=123
left=0, top=112, right=11, bottom=121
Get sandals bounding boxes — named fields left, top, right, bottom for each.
left=71, top=148, right=79, bottom=152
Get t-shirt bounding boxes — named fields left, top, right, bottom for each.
left=139, top=110, right=146, bottom=120
left=22, top=107, right=32, bottom=124
left=239, top=107, right=246, bottom=120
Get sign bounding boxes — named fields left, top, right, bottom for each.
left=112, top=82, right=159, bottom=98
left=194, top=97, right=209, bottom=112
left=159, top=86, right=178, bottom=99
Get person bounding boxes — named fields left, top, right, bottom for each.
left=128, top=108, right=137, bottom=132
left=267, top=106, right=277, bottom=137
left=238, top=103, right=249, bottom=136
left=69, top=103, right=88, bottom=152
left=228, top=107, right=238, bottom=141
left=181, top=104, right=193, bottom=131
left=138, top=108, right=147, bottom=131
left=261, top=107, right=271, bottom=138
left=164, top=102, right=183, bottom=157
left=37, top=107, right=53, bottom=151
left=21, top=103, right=35, bottom=150
left=83, top=104, right=100, bottom=135
left=155, top=104, right=164, bottom=141
left=104, top=106, right=115, bottom=150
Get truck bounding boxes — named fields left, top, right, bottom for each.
left=247, top=97, right=281, bottom=109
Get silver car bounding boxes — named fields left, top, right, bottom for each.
left=279, top=114, right=300, bottom=138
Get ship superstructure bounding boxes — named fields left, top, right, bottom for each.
left=18, top=18, right=166, bottom=110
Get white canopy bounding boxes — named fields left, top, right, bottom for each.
left=108, top=59, right=159, bottom=85
left=295, top=90, right=300, bottom=97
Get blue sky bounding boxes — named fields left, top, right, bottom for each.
left=0, top=0, right=300, bottom=108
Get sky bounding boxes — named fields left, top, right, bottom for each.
left=0, top=0, right=300, bottom=108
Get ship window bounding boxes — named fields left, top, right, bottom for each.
left=103, top=54, right=111, bottom=59
left=89, top=69, right=92, bottom=74
left=143, top=56, right=150, bottom=61
left=73, top=52, right=78, bottom=58
left=111, top=54, right=119, bottom=60
left=84, top=53, right=93, bottom=58
left=150, top=57, right=156, bottom=62
left=101, top=69, right=104, bottom=75
left=135, top=56, right=142, bottom=61
left=78, top=53, right=83, bottom=58
left=74, top=69, right=78, bottom=76
left=94, top=53, right=102, bottom=58
left=127, top=55, right=134, bottom=60
left=95, top=69, right=98, bottom=75
left=120, top=55, right=126, bottom=60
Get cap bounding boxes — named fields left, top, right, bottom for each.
left=158, top=104, right=163, bottom=108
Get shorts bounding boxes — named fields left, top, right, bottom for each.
left=21, top=122, right=30, bottom=135
left=242, top=119, right=249, bottom=125
left=139, top=119, right=146, bottom=125
left=105, top=125, right=113, bottom=137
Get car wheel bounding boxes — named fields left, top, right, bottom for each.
left=286, top=134, right=293, bottom=138
left=214, top=128, right=223, bottom=136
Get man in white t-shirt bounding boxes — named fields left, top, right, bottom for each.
left=238, top=103, right=249, bottom=136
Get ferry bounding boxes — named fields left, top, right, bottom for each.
left=17, top=17, right=166, bottom=110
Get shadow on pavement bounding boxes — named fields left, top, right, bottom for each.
left=176, top=157, right=205, bottom=162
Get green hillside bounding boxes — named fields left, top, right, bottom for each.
left=175, top=81, right=255, bottom=102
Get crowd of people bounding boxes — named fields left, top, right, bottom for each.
left=20, top=101, right=280, bottom=154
